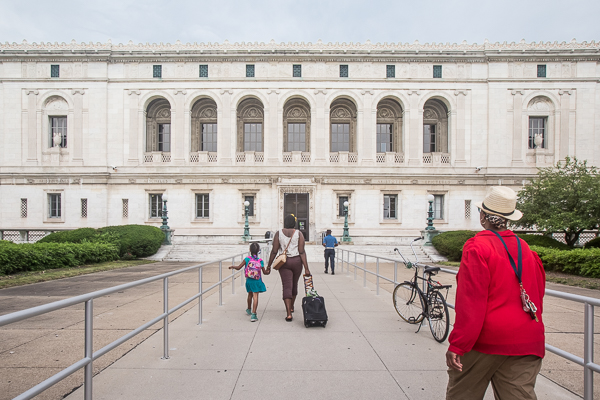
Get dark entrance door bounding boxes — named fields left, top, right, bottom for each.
left=284, top=193, right=309, bottom=240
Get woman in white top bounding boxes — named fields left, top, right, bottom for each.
left=266, top=214, right=311, bottom=321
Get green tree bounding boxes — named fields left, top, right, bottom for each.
left=516, top=157, right=600, bottom=247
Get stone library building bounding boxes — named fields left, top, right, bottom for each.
left=0, top=39, right=599, bottom=243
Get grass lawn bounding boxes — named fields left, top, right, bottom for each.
left=438, top=261, right=600, bottom=290
left=0, top=260, right=156, bottom=289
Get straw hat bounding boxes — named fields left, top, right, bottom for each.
left=474, top=186, right=523, bottom=221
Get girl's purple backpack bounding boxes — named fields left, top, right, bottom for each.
left=245, top=257, right=262, bottom=279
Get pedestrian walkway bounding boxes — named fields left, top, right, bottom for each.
left=64, top=266, right=579, bottom=400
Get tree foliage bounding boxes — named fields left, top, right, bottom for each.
left=515, top=157, right=600, bottom=246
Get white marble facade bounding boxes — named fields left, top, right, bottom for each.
left=1, top=40, right=599, bottom=243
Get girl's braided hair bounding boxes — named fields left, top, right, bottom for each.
left=249, top=242, right=260, bottom=256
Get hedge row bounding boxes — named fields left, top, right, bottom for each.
left=39, top=225, right=164, bottom=258
left=532, top=246, right=600, bottom=278
left=0, top=242, right=120, bottom=275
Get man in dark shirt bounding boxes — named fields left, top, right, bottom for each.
left=322, top=229, right=338, bottom=274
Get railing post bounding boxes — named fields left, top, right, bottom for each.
left=376, top=258, right=380, bottom=295
left=219, top=261, right=223, bottom=306
left=84, top=299, right=93, bottom=400
left=240, top=255, right=244, bottom=288
left=584, top=303, right=594, bottom=400
left=232, top=258, right=236, bottom=295
left=162, top=277, right=169, bottom=360
left=198, top=268, right=203, bottom=325
left=363, top=255, right=367, bottom=287
left=394, top=261, right=397, bottom=285
left=354, top=252, right=357, bottom=280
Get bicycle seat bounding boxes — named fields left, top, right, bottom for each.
left=424, top=266, right=440, bottom=275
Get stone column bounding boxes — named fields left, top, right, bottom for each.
left=360, top=90, right=375, bottom=165
left=173, top=90, right=186, bottom=164
left=71, top=89, right=85, bottom=164
left=266, top=89, right=279, bottom=163
left=454, top=90, right=467, bottom=165
left=314, top=89, right=328, bottom=165
left=407, top=90, right=421, bottom=165
left=511, top=90, right=525, bottom=165
left=25, top=90, right=39, bottom=163
left=127, top=90, right=141, bottom=163
left=219, top=89, right=233, bottom=165
left=559, top=90, right=572, bottom=160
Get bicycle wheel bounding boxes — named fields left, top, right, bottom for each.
left=393, top=282, right=425, bottom=324
left=428, top=291, right=450, bottom=343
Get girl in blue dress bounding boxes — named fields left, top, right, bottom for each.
left=229, top=242, right=268, bottom=322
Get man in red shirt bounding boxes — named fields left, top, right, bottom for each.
left=446, top=186, right=545, bottom=399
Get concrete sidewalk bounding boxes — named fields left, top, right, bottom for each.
left=64, top=269, right=579, bottom=400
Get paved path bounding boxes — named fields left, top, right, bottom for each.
left=63, top=268, right=579, bottom=400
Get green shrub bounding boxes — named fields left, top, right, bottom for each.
left=38, top=228, right=98, bottom=244
left=97, top=225, right=164, bottom=258
left=532, top=246, right=600, bottom=278
left=517, top=234, right=571, bottom=250
left=431, top=231, right=477, bottom=261
left=0, top=242, right=119, bottom=275
left=584, top=237, right=600, bottom=249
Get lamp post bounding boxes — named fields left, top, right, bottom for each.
left=242, top=200, right=251, bottom=241
left=342, top=200, right=352, bottom=243
left=426, top=194, right=435, bottom=231
left=160, top=193, right=172, bottom=245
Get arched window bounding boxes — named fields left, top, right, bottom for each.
left=146, top=98, right=171, bottom=152
left=283, top=98, right=311, bottom=152
left=330, top=98, right=357, bottom=153
left=237, top=98, right=264, bottom=152
left=44, top=96, right=68, bottom=148
left=526, top=96, right=554, bottom=150
left=191, top=98, right=218, bottom=152
left=422, top=98, right=448, bottom=153
left=376, top=98, right=403, bottom=153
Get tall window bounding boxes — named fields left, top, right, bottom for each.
left=330, top=98, right=356, bottom=153
left=340, top=65, right=349, bottom=78
left=331, top=124, right=350, bottom=152
left=199, top=65, right=208, bottom=77
left=158, top=124, right=171, bottom=152
left=191, top=98, right=218, bottom=153
left=153, top=65, right=162, bottom=78
left=244, top=123, right=263, bottom=151
left=377, top=124, right=393, bottom=153
left=237, top=98, right=264, bottom=152
left=51, top=65, right=60, bottom=78
left=196, top=194, right=210, bottom=218
left=246, top=64, right=255, bottom=77
left=528, top=117, right=546, bottom=149
left=537, top=65, right=546, bottom=78
left=383, top=195, right=397, bottom=219
left=423, top=124, right=436, bottom=153
left=433, top=195, right=444, bottom=219
left=386, top=65, right=395, bottom=78
left=293, top=65, right=302, bottom=77
left=50, top=117, right=67, bottom=148
left=433, top=65, right=442, bottom=78
left=245, top=195, right=255, bottom=217
left=149, top=194, right=163, bottom=218
left=48, top=193, right=61, bottom=218
left=338, top=196, right=348, bottom=217
left=287, top=123, right=306, bottom=151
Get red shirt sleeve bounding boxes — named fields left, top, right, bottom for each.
left=448, top=240, right=491, bottom=356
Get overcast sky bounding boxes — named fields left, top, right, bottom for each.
left=1, top=0, right=598, bottom=46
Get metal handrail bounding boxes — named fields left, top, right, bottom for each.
left=0, top=243, right=271, bottom=400
left=336, top=247, right=598, bottom=400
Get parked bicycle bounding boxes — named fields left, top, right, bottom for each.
left=392, top=237, right=452, bottom=343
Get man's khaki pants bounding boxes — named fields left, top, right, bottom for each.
left=446, top=350, right=542, bottom=400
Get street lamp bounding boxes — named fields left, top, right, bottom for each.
left=242, top=200, right=251, bottom=241
left=160, top=193, right=172, bottom=245
left=426, top=194, right=435, bottom=231
left=342, top=200, right=352, bottom=243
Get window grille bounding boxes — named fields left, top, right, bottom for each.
left=199, top=65, right=208, bottom=77
left=153, top=65, right=162, bottom=78
left=465, top=200, right=471, bottom=219
left=81, top=198, right=88, bottom=218
left=331, top=123, right=350, bottom=152
left=383, top=195, right=397, bottom=219
left=386, top=65, right=395, bottom=78
left=48, top=193, right=61, bottom=218
left=338, top=196, right=349, bottom=217
left=537, top=65, right=546, bottom=78
left=433, top=195, right=444, bottom=219
left=51, top=65, right=60, bottom=78
left=50, top=117, right=67, bottom=148
left=243, top=123, right=263, bottom=151
left=201, top=123, right=218, bottom=152
left=122, top=199, right=129, bottom=218
left=149, top=194, right=163, bottom=218
left=377, top=123, right=393, bottom=153
left=21, top=199, right=27, bottom=218
left=245, top=195, right=255, bottom=217
left=528, top=117, right=546, bottom=149
left=287, top=123, right=306, bottom=152
left=196, top=194, right=210, bottom=218
left=246, top=64, right=255, bottom=77
left=433, top=65, right=442, bottom=78
left=293, top=64, right=302, bottom=77
left=339, top=65, right=349, bottom=78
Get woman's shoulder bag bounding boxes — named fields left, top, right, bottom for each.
left=272, top=230, right=294, bottom=270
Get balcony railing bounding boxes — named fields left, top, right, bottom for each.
left=330, top=151, right=358, bottom=164
left=376, top=152, right=405, bottom=164
left=422, top=152, right=450, bottom=165
left=143, top=152, right=171, bottom=163
left=189, top=152, right=218, bottom=163
left=235, top=152, right=264, bottom=163
left=282, top=152, right=311, bottom=163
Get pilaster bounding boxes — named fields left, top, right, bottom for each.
left=511, top=90, right=525, bottom=165
left=127, top=90, right=140, bottom=164
left=407, top=90, right=421, bottom=166
left=454, top=90, right=467, bottom=165
left=314, top=89, right=328, bottom=165
left=360, top=89, right=375, bottom=165
left=173, top=90, right=186, bottom=164
left=559, top=90, right=572, bottom=160
left=25, top=90, right=38, bottom=164
left=71, top=89, right=85, bottom=164
left=219, top=89, right=233, bottom=165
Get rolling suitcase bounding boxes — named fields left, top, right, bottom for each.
left=302, top=275, right=328, bottom=328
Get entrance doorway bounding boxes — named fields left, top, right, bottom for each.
left=284, top=193, right=309, bottom=240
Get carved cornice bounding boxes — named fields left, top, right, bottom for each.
left=454, top=90, right=467, bottom=96
left=128, top=90, right=141, bottom=95
left=407, top=90, right=421, bottom=96
left=360, top=90, right=374, bottom=95
left=173, top=89, right=187, bottom=95
left=559, top=89, right=574, bottom=95
left=25, top=90, right=39, bottom=95
left=266, top=89, right=280, bottom=94
left=71, top=89, right=85, bottom=95
left=314, top=89, right=328, bottom=95
left=220, top=89, right=233, bottom=95
left=511, top=90, right=525, bottom=96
